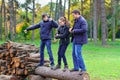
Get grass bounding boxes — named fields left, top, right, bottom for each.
left=0, top=40, right=120, bottom=80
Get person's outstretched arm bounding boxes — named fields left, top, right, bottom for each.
left=26, top=23, right=41, bottom=31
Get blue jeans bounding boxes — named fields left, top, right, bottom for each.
left=40, top=40, right=54, bottom=66
left=57, top=44, right=68, bottom=66
left=72, top=43, right=86, bottom=71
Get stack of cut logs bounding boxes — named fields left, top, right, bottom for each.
left=0, top=41, right=50, bottom=80
left=0, top=41, right=90, bottom=80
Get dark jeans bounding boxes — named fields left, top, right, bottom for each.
left=72, top=42, right=86, bottom=71
left=57, top=44, right=68, bottom=66
left=40, top=40, right=54, bottom=66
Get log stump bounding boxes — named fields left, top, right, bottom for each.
left=35, top=67, right=90, bottom=80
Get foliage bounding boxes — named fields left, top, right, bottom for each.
left=16, top=22, right=30, bottom=40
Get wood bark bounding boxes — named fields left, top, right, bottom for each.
left=0, top=0, right=3, bottom=40
left=32, top=0, right=35, bottom=41
left=27, top=75, right=52, bottom=80
left=35, top=67, right=90, bottom=80
left=0, top=41, right=50, bottom=77
left=112, top=0, right=116, bottom=41
left=93, top=0, right=98, bottom=44
left=100, top=0, right=107, bottom=45
left=90, top=0, right=93, bottom=41
left=0, top=75, right=19, bottom=80
left=68, top=0, right=71, bottom=20
left=8, top=0, right=14, bottom=41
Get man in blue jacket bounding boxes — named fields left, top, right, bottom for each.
left=69, top=10, right=88, bottom=74
left=24, top=13, right=58, bottom=69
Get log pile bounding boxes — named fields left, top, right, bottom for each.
left=0, top=41, right=90, bottom=80
left=0, top=41, right=50, bottom=80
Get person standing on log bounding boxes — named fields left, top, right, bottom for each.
left=53, top=17, right=70, bottom=71
left=24, top=13, right=58, bottom=69
left=69, top=10, right=88, bottom=74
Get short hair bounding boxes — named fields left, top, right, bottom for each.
left=72, top=10, right=80, bottom=15
left=42, top=13, right=48, bottom=18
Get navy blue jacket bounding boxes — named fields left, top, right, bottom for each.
left=71, top=16, right=88, bottom=45
left=26, top=20, right=58, bottom=40
left=55, top=25, right=70, bottom=45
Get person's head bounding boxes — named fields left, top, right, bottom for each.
left=42, top=13, right=49, bottom=21
left=72, top=10, right=81, bottom=19
left=58, top=17, right=69, bottom=26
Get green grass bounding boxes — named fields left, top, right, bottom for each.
left=0, top=40, right=120, bottom=80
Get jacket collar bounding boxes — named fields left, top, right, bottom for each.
left=74, top=16, right=82, bottom=23
left=43, top=20, right=49, bottom=23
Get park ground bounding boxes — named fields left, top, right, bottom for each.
left=0, top=40, right=120, bottom=80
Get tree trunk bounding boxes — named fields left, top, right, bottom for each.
left=90, top=0, right=93, bottom=41
left=63, top=0, right=66, bottom=16
left=68, top=0, right=71, bottom=20
left=81, top=0, right=84, bottom=16
left=55, top=0, right=58, bottom=20
left=25, top=0, right=29, bottom=22
left=8, top=0, right=14, bottom=41
left=112, top=0, right=116, bottom=41
left=35, top=67, right=90, bottom=80
left=50, top=0, right=53, bottom=17
left=0, top=1, right=3, bottom=40
left=13, top=3, right=17, bottom=39
left=93, top=0, right=98, bottom=44
left=0, top=75, right=19, bottom=80
left=59, top=0, right=63, bottom=17
left=32, top=0, right=35, bottom=41
left=3, top=0, right=8, bottom=40
left=100, top=0, right=107, bottom=46
left=26, top=75, right=52, bottom=80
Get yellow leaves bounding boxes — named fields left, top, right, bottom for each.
left=105, top=0, right=111, bottom=8
left=16, top=22, right=24, bottom=33
left=16, top=22, right=30, bottom=33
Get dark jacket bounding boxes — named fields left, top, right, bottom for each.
left=26, top=20, right=58, bottom=40
left=55, top=25, right=70, bottom=45
left=71, top=16, right=88, bottom=45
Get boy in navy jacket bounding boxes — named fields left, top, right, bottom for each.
left=24, top=13, right=58, bottom=69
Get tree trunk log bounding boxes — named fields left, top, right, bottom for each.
left=35, top=67, right=90, bottom=80
left=27, top=75, right=52, bottom=80
left=0, top=75, right=19, bottom=80
left=29, top=53, right=40, bottom=58
left=25, top=57, right=50, bottom=63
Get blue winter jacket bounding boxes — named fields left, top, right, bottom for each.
left=71, top=16, right=88, bottom=45
left=26, top=20, right=58, bottom=40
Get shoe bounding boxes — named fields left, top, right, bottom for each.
left=53, top=64, right=61, bottom=70
left=70, top=68, right=79, bottom=72
left=79, top=70, right=86, bottom=75
left=35, top=64, right=43, bottom=68
left=50, top=65, right=55, bottom=70
left=63, top=65, right=68, bottom=72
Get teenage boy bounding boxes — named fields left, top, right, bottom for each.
left=24, top=13, right=58, bottom=69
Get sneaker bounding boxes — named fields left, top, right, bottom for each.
left=79, top=70, right=86, bottom=75
left=53, top=64, right=61, bottom=70
left=50, top=65, right=55, bottom=70
left=63, top=65, right=68, bottom=72
left=70, top=68, right=79, bottom=72
left=35, top=64, right=43, bottom=68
